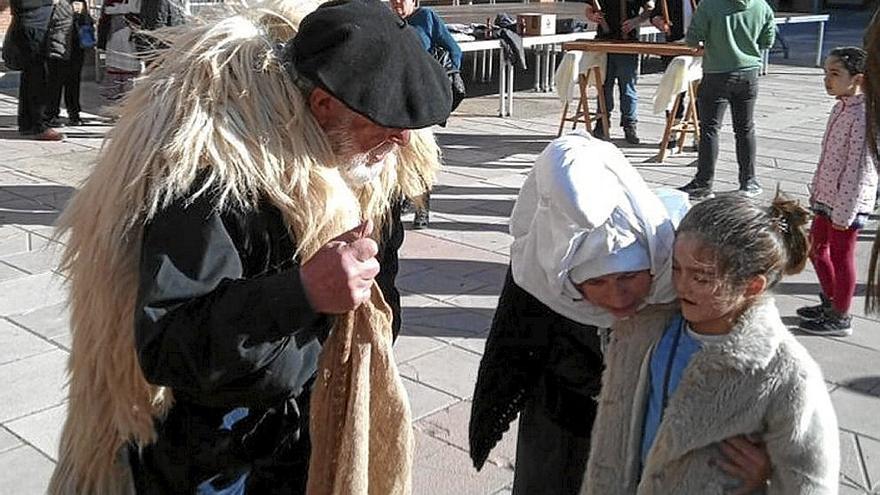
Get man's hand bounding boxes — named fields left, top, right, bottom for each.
left=651, top=15, right=671, bottom=34
left=717, top=435, right=771, bottom=495
left=585, top=4, right=605, bottom=25
left=622, top=16, right=642, bottom=34
left=300, top=220, right=380, bottom=314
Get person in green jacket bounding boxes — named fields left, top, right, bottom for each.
left=677, top=0, right=775, bottom=200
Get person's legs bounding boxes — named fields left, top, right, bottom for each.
left=695, top=73, right=730, bottom=187
left=727, top=70, right=759, bottom=191
left=808, top=214, right=836, bottom=302
left=801, top=214, right=855, bottom=336
left=412, top=192, right=430, bottom=229
left=616, top=54, right=639, bottom=144
left=828, top=226, right=859, bottom=315
left=18, top=59, right=51, bottom=134
left=46, top=58, right=66, bottom=123
left=595, top=55, right=618, bottom=139
left=65, top=50, right=85, bottom=122
left=512, top=390, right=590, bottom=495
left=616, top=55, right=638, bottom=125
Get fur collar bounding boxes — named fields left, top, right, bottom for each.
left=694, top=296, right=784, bottom=372
left=641, top=297, right=787, bottom=474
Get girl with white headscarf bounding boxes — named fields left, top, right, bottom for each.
left=468, top=132, right=765, bottom=494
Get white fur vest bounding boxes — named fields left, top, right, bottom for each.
left=582, top=298, right=840, bottom=494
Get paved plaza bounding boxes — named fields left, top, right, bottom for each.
left=0, top=10, right=878, bottom=494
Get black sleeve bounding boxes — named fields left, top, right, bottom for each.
left=135, top=198, right=326, bottom=407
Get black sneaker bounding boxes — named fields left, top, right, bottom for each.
left=678, top=180, right=714, bottom=200
left=47, top=117, right=66, bottom=128
left=797, top=294, right=832, bottom=320
left=796, top=303, right=830, bottom=320
left=739, top=181, right=763, bottom=198
left=666, top=137, right=677, bottom=149
left=67, top=116, right=85, bottom=126
left=799, top=312, right=852, bottom=337
left=623, top=125, right=640, bottom=145
left=412, top=208, right=429, bottom=230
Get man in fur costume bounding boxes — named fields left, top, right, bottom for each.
left=48, top=0, right=450, bottom=493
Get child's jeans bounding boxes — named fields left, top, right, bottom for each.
left=694, top=69, right=759, bottom=187
left=597, top=53, right=639, bottom=128
left=809, top=213, right=859, bottom=314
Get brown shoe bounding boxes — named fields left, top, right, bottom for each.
left=34, top=128, right=65, bottom=141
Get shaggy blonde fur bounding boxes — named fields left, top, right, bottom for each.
left=50, top=2, right=441, bottom=493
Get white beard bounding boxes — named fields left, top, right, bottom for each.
left=340, top=147, right=397, bottom=188
left=341, top=158, right=385, bottom=187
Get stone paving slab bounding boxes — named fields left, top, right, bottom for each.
left=0, top=11, right=878, bottom=493
left=0, top=446, right=56, bottom=493
left=0, top=349, right=68, bottom=423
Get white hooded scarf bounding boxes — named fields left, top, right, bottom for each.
left=509, top=131, right=687, bottom=328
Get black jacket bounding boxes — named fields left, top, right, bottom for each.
left=131, top=190, right=404, bottom=493
left=469, top=269, right=604, bottom=470
left=45, top=0, right=75, bottom=60
left=8, top=0, right=54, bottom=61
left=651, top=0, right=700, bottom=42
left=133, top=0, right=185, bottom=53
left=587, top=0, right=652, bottom=41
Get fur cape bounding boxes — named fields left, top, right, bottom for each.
left=49, top=2, right=441, bottom=493
left=581, top=298, right=840, bottom=495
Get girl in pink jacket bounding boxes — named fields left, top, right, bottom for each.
left=798, top=46, right=875, bottom=337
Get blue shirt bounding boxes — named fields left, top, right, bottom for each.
left=640, top=313, right=703, bottom=466
left=407, top=7, right=462, bottom=70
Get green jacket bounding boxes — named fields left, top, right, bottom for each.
left=686, top=0, right=775, bottom=73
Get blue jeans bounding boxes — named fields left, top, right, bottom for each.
left=694, top=69, right=759, bottom=187
left=598, top=53, right=639, bottom=127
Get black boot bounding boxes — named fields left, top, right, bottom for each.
left=623, top=124, right=640, bottom=145
left=412, top=208, right=429, bottom=229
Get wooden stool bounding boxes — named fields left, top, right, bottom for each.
left=557, top=66, right=610, bottom=138
left=658, top=79, right=701, bottom=163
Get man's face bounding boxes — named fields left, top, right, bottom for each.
left=389, top=0, right=416, bottom=18
left=309, top=88, right=411, bottom=186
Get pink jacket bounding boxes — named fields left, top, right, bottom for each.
left=810, top=94, right=878, bottom=228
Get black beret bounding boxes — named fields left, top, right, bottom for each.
left=285, top=0, right=453, bottom=129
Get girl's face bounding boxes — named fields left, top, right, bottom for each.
left=823, top=56, right=864, bottom=97
left=577, top=270, right=653, bottom=319
left=672, top=235, right=755, bottom=334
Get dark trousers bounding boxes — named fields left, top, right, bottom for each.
left=47, top=50, right=84, bottom=120
left=511, top=383, right=591, bottom=495
left=694, top=69, right=759, bottom=187
left=17, top=58, right=50, bottom=134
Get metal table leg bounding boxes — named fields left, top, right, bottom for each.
left=815, top=20, right=825, bottom=67
left=507, top=62, right=514, bottom=116
left=499, top=57, right=507, bottom=117
left=543, top=45, right=551, bottom=92
left=534, top=49, right=543, bottom=91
